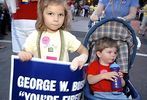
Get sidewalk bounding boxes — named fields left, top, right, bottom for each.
left=71, top=17, right=89, bottom=33
left=71, top=17, right=141, bottom=34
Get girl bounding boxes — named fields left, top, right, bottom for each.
left=18, top=0, right=88, bottom=71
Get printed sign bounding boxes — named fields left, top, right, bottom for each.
left=9, top=55, right=86, bottom=100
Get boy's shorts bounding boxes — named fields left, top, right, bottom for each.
left=94, top=92, right=128, bottom=100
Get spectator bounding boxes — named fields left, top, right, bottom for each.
left=90, top=0, right=139, bottom=22
left=5, top=0, right=38, bottom=53
left=84, top=3, right=89, bottom=17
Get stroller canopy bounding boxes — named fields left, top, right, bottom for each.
left=84, top=18, right=138, bottom=73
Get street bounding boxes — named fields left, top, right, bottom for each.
left=0, top=17, right=147, bottom=100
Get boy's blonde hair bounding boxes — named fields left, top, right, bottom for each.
left=95, top=37, right=118, bottom=52
left=36, top=0, right=70, bottom=32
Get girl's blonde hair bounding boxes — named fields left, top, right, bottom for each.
left=35, top=0, right=70, bottom=32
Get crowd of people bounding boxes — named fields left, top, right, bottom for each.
left=67, top=2, right=99, bottom=19
left=0, top=2, right=10, bottom=49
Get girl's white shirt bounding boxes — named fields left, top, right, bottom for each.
left=23, top=30, right=81, bottom=62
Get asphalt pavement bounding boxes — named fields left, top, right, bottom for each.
left=0, top=17, right=147, bottom=100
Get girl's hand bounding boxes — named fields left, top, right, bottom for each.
left=70, top=54, right=88, bottom=71
left=18, top=51, right=33, bottom=61
left=102, top=72, right=119, bottom=81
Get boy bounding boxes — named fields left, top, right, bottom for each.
left=87, top=37, right=128, bottom=99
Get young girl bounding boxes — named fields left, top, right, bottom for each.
left=18, top=0, right=88, bottom=71
left=87, top=37, right=127, bottom=99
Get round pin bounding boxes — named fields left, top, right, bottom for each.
left=42, top=36, right=50, bottom=45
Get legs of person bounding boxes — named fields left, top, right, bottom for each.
left=71, top=10, right=74, bottom=20
left=0, top=31, right=4, bottom=39
left=5, top=10, right=11, bottom=32
left=0, top=20, right=4, bottom=39
left=1, top=11, right=7, bottom=35
left=82, top=9, right=85, bottom=17
left=84, top=9, right=89, bottom=17
left=11, top=19, right=36, bottom=53
left=140, top=16, right=147, bottom=36
left=0, top=20, right=6, bottom=49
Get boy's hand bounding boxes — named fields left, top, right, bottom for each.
left=70, top=54, right=88, bottom=71
left=118, top=71, right=124, bottom=78
left=18, top=51, right=33, bottom=61
left=102, top=72, right=119, bottom=81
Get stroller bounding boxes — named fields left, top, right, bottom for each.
left=83, top=18, right=141, bottom=100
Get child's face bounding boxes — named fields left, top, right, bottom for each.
left=43, top=4, right=65, bottom=32
left=96, top=47, right=117, bottom=66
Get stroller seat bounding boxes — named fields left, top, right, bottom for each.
left=83, top=18, right=141, bottom=100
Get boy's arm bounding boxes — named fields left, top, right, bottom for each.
left=87, top=74, right=104, bottom=84
left=87, top=72, right=119, bottom=84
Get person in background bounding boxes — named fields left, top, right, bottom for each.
left=87, top=37, right=127, bottom=99
left=0, top=3, right=6, bottom=49
left=5, top=0, right=38, bottom=53
left=70, top=3, right=75, bottom=20
left=83, top=3, right=89, bottom=17
left=0, top=3, right=4, bottom=40
left=0, top=2, right=9, bottom=37
left=90, top=0, right=139, bottom=22
left=18, top=0, right=88, bottom=71
left=139, top=2, right=147, bottom=36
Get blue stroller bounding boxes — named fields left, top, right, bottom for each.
left=83, top=18, right=141, bottom=100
